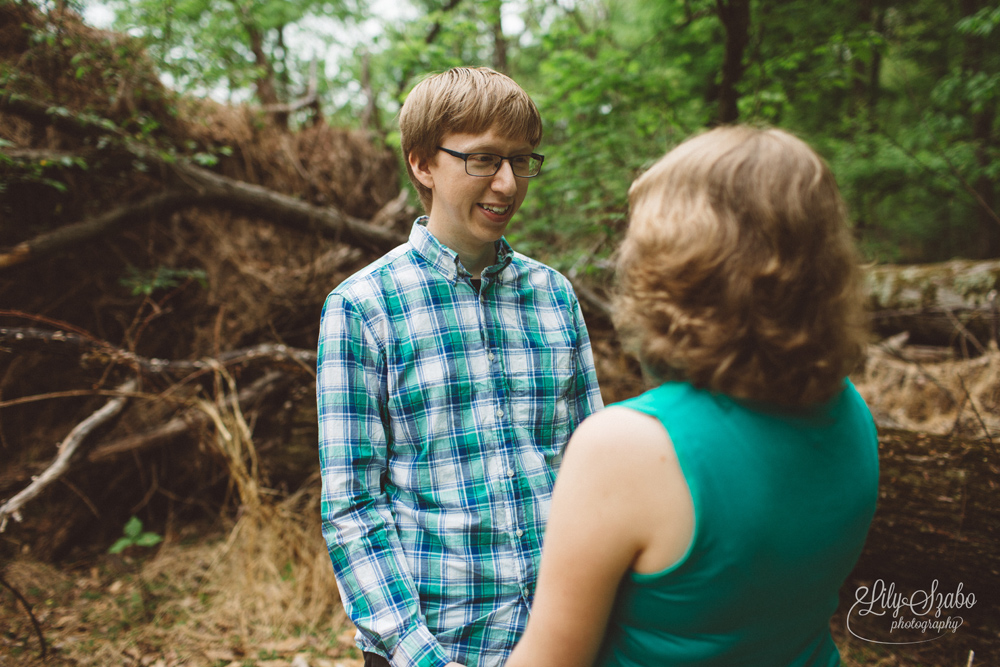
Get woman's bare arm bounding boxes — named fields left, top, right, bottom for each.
left=506, top=406, right=694, bottom=667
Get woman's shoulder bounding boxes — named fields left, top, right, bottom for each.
left=567, top=404, right=675, bottom=471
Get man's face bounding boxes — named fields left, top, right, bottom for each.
left=411, top=126, right=534, bottom=260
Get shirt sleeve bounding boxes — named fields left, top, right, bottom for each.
left=317, top=291, right=452, bottom=667
left=567, top=291, right=605, bottom=424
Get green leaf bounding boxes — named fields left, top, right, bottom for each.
left=135, top=533, right=164, bottom=547
left=108, top=537, right=132, bottom=555
left=123, top=516, right=143, bottom=538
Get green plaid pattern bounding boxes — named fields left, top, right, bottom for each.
left=317, top=219, right=603, bottom=667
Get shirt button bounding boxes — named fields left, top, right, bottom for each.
left=507, top=468, right=515, bottom=478
left=488, top=352, right=495, bottom=361
left=515, top=529, right=524, bottom=537
left=496, top=408, right=504, bottom=418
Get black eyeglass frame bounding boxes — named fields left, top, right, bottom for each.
left=436, top=146, right=545, bottom=178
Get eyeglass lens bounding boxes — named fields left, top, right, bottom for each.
left=466, top=154, right=542, bottom=177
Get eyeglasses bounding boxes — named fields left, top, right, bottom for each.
left=437, top=146, right=545, bottom=178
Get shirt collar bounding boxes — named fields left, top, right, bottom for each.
left=408, top=216, right=514, bottom=281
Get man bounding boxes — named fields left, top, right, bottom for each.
left=317, top=66, right=603, bottom=667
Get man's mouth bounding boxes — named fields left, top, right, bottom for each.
left=479, top=203, right=511, bottom=215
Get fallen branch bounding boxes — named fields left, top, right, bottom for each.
left=88, top=370, right=289, bottom=462
left=2, top=147, right=89, bottom=162
left=0, top=191, right=202, bottom=269
left=0, top=572, right=47, bottom=658
left=169, top=159, right=405, bottom=253
left=0, top=326, right=316, bottom=381
left=0, top=93, right=406, bottom=267
left=0, top=371, right=289, bottom=530
left=0, top=378, right=137, bottom=532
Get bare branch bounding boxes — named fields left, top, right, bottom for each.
left=573, top=281, right=613, bottom=322
left=0, top=370, right=290, bottom=528
left=1, top=147, right=87, bottom=161
left=0, top=573, right=47, bottom=658
left=0, top=379, right=137, bottom=532
left=261, top=59, right=320, bottom=115
left=0, top=327, right=317, bottom=376
left=88, top=370, right=289, bottom=462
left=0, top=191, right=202, bottom=270
left=0, top=94, right=407, bottom=260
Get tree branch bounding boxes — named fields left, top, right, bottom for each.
left=0, top=379, right=137, bottom=532
left=395, top=0, right=464, bottom=98
left=169, top=159, right=406, bottom=253
left=87, top=370, right=288, bottom=462
left=0, top=95, right=406, bottom=271
left=0, top=573, right=47, bottom=658
left=0, top=191, right=203, bottom=270
left=261, top=58, right=320, bottom=116
left=0, top=327, right=317, bottom=377
left=0, top=370, right=289, bottom=529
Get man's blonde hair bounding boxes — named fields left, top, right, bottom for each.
left=399, top=67, right=543, bottom=213
left=614, top=125, right=868, bottom=407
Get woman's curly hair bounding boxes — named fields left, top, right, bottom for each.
left=614, top=126, right=869, bottom=407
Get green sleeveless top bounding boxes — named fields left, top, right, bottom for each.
left=595, top=381, right=879, bottom=667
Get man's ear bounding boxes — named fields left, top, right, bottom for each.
left=408, top=151, right=435, bottom=190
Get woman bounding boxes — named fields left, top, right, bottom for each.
left=506, top=126, right=879, bottom=667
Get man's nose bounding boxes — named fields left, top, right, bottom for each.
left=491, top=160, right=518, bottom=195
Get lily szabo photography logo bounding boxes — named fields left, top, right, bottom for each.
left=848, top=579, right=976, bottom=645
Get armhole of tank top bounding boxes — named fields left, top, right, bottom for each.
left=624, top=405, right=700, bottom=583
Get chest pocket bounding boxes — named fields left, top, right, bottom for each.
left=507, top=345, right=577, bottom=453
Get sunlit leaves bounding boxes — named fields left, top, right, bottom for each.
left=102, top=0, right=363, bottom=100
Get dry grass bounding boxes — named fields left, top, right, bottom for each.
left=1, top=366, right=360, bottom=667
left=1, top=506, right=361, bottom=667
left=853, top=344, right=1000, bottom=439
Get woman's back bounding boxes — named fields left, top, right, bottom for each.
left=596, top=380, right=879, bottom=667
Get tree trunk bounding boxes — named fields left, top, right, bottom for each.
left=395, top=0, right=464, bottom=99
left=866, top=258, right=1000, bottom=349
left=714, top=0, right=750, bottom=124
left=576, top=257, right=1000, bottom=347
left=867, top=7, right=885, bottom=127
left=490, top=0, right=508, bottom=74
left=851, top=0, right=885, bottom=127
left=232, top=1, right=287, bottom=128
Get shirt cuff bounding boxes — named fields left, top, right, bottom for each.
left=391, top=622, right=452, bottom=667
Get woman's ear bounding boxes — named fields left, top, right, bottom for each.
left=408, top=151, right=435, bottom=190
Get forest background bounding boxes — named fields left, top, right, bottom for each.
left=1, top=0, right=999, bottom=666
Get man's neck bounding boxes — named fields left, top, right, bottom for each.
left=423, top=221, right=497, bottom=278
left=461, top=247, right=497, bottom=279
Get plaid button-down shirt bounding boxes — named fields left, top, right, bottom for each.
left=318, top=219, right=604, bottom=667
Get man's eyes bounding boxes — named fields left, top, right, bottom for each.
left=469, top=154, right=499, bottom=164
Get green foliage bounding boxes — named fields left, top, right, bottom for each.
left=120, top=266, right=208, bottom=296
left=956, top=4, right=1000, bottom=36
left=108, top=516, right=164, bottom=554
left=81, top=0, right=1000, bottom=263
left=509, top=0, right=716, bottom=260
left=0, top=148, right=89, bottom=197
left=104, top=0, right=363, bottom=102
